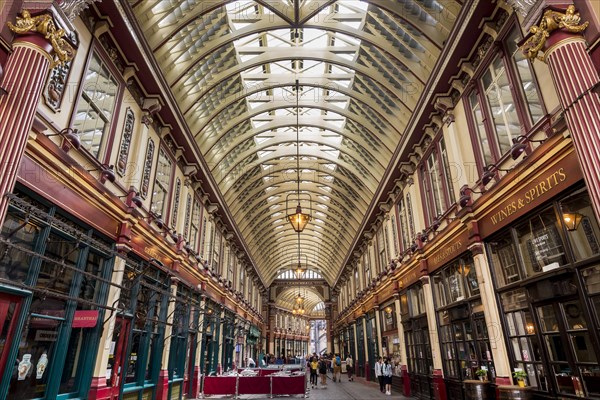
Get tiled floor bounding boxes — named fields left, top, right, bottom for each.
left=199, top=373, right=413, bottom=399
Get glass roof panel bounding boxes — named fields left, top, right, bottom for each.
left=133, top=0, right=461, bottom=298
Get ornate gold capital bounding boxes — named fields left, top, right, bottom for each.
left=520, top=5, right=589, bottom=62
left=8, top=10, right=75, bottom=67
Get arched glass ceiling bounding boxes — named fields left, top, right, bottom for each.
left=277, top=287, right=325, bottom=317
left=131, top=0, right=460, bottom=300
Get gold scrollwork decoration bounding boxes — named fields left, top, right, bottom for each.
left=520, top=5, right=589, bottom=62
left=8, top=10, right=75, bottom=67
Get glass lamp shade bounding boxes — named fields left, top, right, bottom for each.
left=294, top=263, right=306, bottom=278
left=287, top=204, right=311, bottom=232
left=563, top=212, right=584, bottom=231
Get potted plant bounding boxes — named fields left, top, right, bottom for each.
left=513, top=370, right=528, bottom=387
left=475, top=369, right=487, bottom=382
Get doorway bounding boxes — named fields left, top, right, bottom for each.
left=0, top=294, right=23, bottom=383
left=536, top=298, right=600, bottom=397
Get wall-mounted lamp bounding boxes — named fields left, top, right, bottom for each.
left=384, top=306, right=393, bottom=315
left=120, top=187, right=143, bottom=208
left=141, top=213, right=165, bottom=230
left=47, top=128, right=81, bottom=152
left=87, top=164, right=116, bottom=184
left=459, top=186, right=484, bottom=208
left=510, top=135, right=545, bottom=160
left=409, top=241, right=418, bottom=253
left=481, top=164, right=512, bottom=186
left=563, top=211, right=584, bottom=231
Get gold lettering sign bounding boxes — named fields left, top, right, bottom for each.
left=432, top=241, right=463, bottom=265
left=480, top=149, right=583, bottom=239
left=144, top=246, right=160, bottom=259
left=490, top=168, right=567, bottom=226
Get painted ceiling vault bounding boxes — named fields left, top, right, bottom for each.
left=130, top=0, right=461, bottom=313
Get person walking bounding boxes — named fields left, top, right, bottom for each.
left=333, top=353, right=342, bottom=382
left=309, top=357, right=319, bottom=388
left=318, top=356, right=328, bottom=386
left=375, top=356, right=384, bottom=393
left=346, top=354, right=354, bottom=381
left=383, top=358, right=393, bottom=395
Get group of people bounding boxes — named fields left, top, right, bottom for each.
left=306, top=353, right=355, bottom=388
left=374, top=357, right=394, bottom=396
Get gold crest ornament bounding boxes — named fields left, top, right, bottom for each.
left=8, top=10, right=75, bottom=67
left=520, top=5, right=589, bottom=62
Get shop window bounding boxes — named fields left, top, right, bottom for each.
left=515, top=207, right=568, bottom=277
left=381, top=304, right=396, bottom=332
left=73, top=48, right=120, bottom=159
left=467, top=25, right=543, bottom=168
left=125, top=273, right=168, bottom=386
left=169, top=291, right=192, bottom=381
left=407, top=285, right=426, bottom=317
left=432, top=256, right=479, bottom=307
left=404, top=319, right=432, bottom=375
left=3, top=203, right=112, bottom=399
left=0, top=212, right=41, bottom=283
left=151, top=148, right=173, bottom=219
left=489, top=236, right=521, bottom=287
left=559, top=189, right=600, bottom=261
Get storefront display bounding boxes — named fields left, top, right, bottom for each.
left=488, top=187, right=600, bottom=398
left=401, top=284, right=434, bottom=400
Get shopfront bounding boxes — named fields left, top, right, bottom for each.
left=431, top=254, right=495, bottom=399
left=356, top=317, right=366, bottom=377
left=401, top=282, right=434, bottom=400
left=167, top=284, right=199, bottom=400
left=486, top=185, right=600, bottom=399
left=366, top=311, right=377, bottom=381
left=0, top=192, right=113, bottom=400
left=199, top=303, right=219, bottom=377
left=379, top=302, right=403, bottom=388
left=118, top=260, right=171, bottom=400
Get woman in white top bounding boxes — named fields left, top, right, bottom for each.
left=345, top=355, right=354, bottom=381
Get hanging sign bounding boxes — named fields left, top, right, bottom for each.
left=72, top=310, right=99, bottom=328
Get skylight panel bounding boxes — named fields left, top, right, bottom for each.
left=257, top=150, right=273, bottom=158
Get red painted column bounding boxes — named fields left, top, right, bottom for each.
left=529, top=8, right=600, bottom=221
left=155, top=369, right=170, bottom=400
left=191, top=365, right=201, bottom=398
left=0, top=11, right=72, bottom=226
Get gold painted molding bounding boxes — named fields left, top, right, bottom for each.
left=8, top=9, right=74, bottom=67
left=520, top=5, right=589, bottom=62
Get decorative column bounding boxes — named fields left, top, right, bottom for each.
left=521, top=5, right=600, bottom=220
left=374, top=305, right=383, bottom=360
left=361, top=316, right=369, bottom=379
left=394, top=293, right=410, bottom=396
left=192, top=294, right=207, bottom=399
left=0, top=10, right=74, bottom=226
left=421, top=276, right=447, bottom=400
left=87, top=255, right=126, bottom=400
left=470, top=243, right=512, bottom=384
left=156, top=280, right=178, bottom=400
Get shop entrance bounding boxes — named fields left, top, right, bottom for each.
left=0, top=293, right=23, bottom=384
left=536, top=297, right=599, bottom=397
